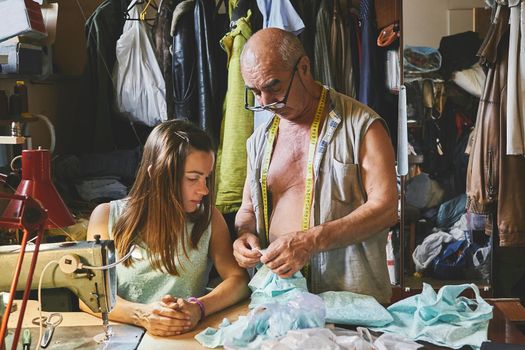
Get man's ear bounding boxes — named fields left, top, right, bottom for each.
left=147, top=164, right=152, bottom=178
left=299, top=55, right=310, bottom=75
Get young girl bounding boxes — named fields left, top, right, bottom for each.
left=82, top=120, right=249, bottom=336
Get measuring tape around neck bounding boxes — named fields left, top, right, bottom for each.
left=260, top=87, right=327, bottom=276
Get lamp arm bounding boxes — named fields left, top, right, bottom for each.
left=0, top=192, right=48, bottom=350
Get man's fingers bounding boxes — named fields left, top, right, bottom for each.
left=260, top=244, right=279, bottom=264
left=233, top=249, right=260, bottom=268
left=245, top=234, right=261, bottom=250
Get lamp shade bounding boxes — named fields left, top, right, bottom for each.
left=3, top=149, right=75, bottom=228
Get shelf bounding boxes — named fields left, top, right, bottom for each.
left=0, top=136, right=26, bottom=144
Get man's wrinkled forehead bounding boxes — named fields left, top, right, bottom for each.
left=241, top=45, right=281, bottom=73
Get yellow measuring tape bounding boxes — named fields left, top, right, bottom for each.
left=261, top=87, right=327, bottom=277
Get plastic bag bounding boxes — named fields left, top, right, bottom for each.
left=113, top=2, right=167, bottom=126
left=404, top=46, right=442, bottom=73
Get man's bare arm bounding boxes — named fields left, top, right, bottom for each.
left=233, top=164, right=262, bottom=268
left=234, top=164, right=257, bottom=236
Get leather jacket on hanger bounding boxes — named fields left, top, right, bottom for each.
left=194, top=0, right=221, bottom=141
left=171, top=0, right=197, bottom=122
left=467, top=5, right=525, bottom=247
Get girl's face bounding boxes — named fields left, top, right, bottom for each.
left=181, top=150, right=214, bottom=213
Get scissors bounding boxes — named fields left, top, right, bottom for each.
left=32, top=313, right=63, bottom=348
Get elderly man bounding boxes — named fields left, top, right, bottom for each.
left=233, top=28, right=397, bottom=303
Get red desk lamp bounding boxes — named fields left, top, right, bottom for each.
left=0, top=148, right=75, bottom=349
left=3, top=148, right=75, bottom=228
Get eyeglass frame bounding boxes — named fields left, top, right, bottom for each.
left=244, top=57, right=302, bottom=112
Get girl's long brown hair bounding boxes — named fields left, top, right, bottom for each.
left=113, top=120, right=215, bottom=275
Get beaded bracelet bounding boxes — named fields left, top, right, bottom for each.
left=187, top=297, right=205, bottom=321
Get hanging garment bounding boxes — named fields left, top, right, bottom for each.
left=153, top=0, right=180, bottom=119
left=467, top=5, right=525, bottom=246
left=77, top=0, right=128, bottom=153
left=291, top=0, right=321, bottom=66
left=313, top=0, right=357, bottom=96
left=215, top=11, right=254, bottom=214
left=113, top=4, right=167, bottom=127
left=358, top=0, right=381, bottom=112
left=372, top=283, right=493, bottom=350
left=506, top=0, right=525, bottom=155
left=193, top=0, right=222, bottom=140
left=330, top=0, right=356, bottom=97
left=314, top=0, right=335, bottom=88
left=256, top=0, right=304, bottom=35
left=171, top=0, right=197, bottom=121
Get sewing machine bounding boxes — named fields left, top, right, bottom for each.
left=0, top=239, right=117, bottom=339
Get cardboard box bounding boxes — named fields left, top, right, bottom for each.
left=0, top=42, right=43, bottom=74
left=0, top=0, right=47, bottom=43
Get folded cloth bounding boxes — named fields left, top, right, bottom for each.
left=319, top=291, right=393, bottom=327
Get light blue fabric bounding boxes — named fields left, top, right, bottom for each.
left=196, top=266, right=398, bottom=348
left=372, top=283, right=493, bottom=349
left=319, top=291, right=393, bottom=327
left=108, top=199, right=212, bottom=303
left=196, top=293, right=325, bottom=348
left=256, top=0, right=305, bottom=35
left=249, top=264, right=308, bottom=308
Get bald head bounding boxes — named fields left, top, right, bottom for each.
left=241, top=28, right=306, bottom=71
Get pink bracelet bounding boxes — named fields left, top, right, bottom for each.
left=187, top=297, right=205, bottom=321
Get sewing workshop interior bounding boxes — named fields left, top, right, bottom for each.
left=1, top=0, right=525, bottom=349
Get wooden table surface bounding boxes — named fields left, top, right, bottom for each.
left=7, top=298, right=525, bottom=349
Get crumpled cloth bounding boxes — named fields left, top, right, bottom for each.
left=372, top=283, right=493, bottom=349
left=226, top=327, right=422, bottom=350
left=249, top=264, right=308, bottom=308
left=196, top=293, right=325, bottom=349
left=196, top=265, right=394, bottom=348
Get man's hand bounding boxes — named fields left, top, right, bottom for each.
left=135, top=296, right=192, bottom=337
left=233, top=232, right=262, bottom=268
left=261, top=231, right=315, bottom=278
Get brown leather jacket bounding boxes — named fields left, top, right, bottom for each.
left=466, top=6, right=525, bottom=247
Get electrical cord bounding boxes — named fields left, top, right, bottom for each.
left=37, top=260, right=59, bottom=348
left=83, top=245, right=136, bottom=270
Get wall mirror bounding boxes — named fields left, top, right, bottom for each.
left=400, top=0, right=492, bottom=292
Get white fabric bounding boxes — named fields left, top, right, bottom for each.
left=113, top=4, right=167, bottom=126
left=230, top=327, right=422, bottom=350
left=506, top=1, right=525, bottom=155
left=412, top=231, right=455, bottom=272
left=451, top=64, right=486, bottom=98
left=256, top=0, right=304, bottom=35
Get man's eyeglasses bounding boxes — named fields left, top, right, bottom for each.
left=244, top=57, right=301, bottom=112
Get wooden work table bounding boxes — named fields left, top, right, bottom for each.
left=6, top=298, right=525, bottom=349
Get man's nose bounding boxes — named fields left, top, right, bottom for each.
left=258, top=91, right=276, bottom=106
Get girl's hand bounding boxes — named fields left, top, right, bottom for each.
left=136, top=300, right=191, bottom=337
